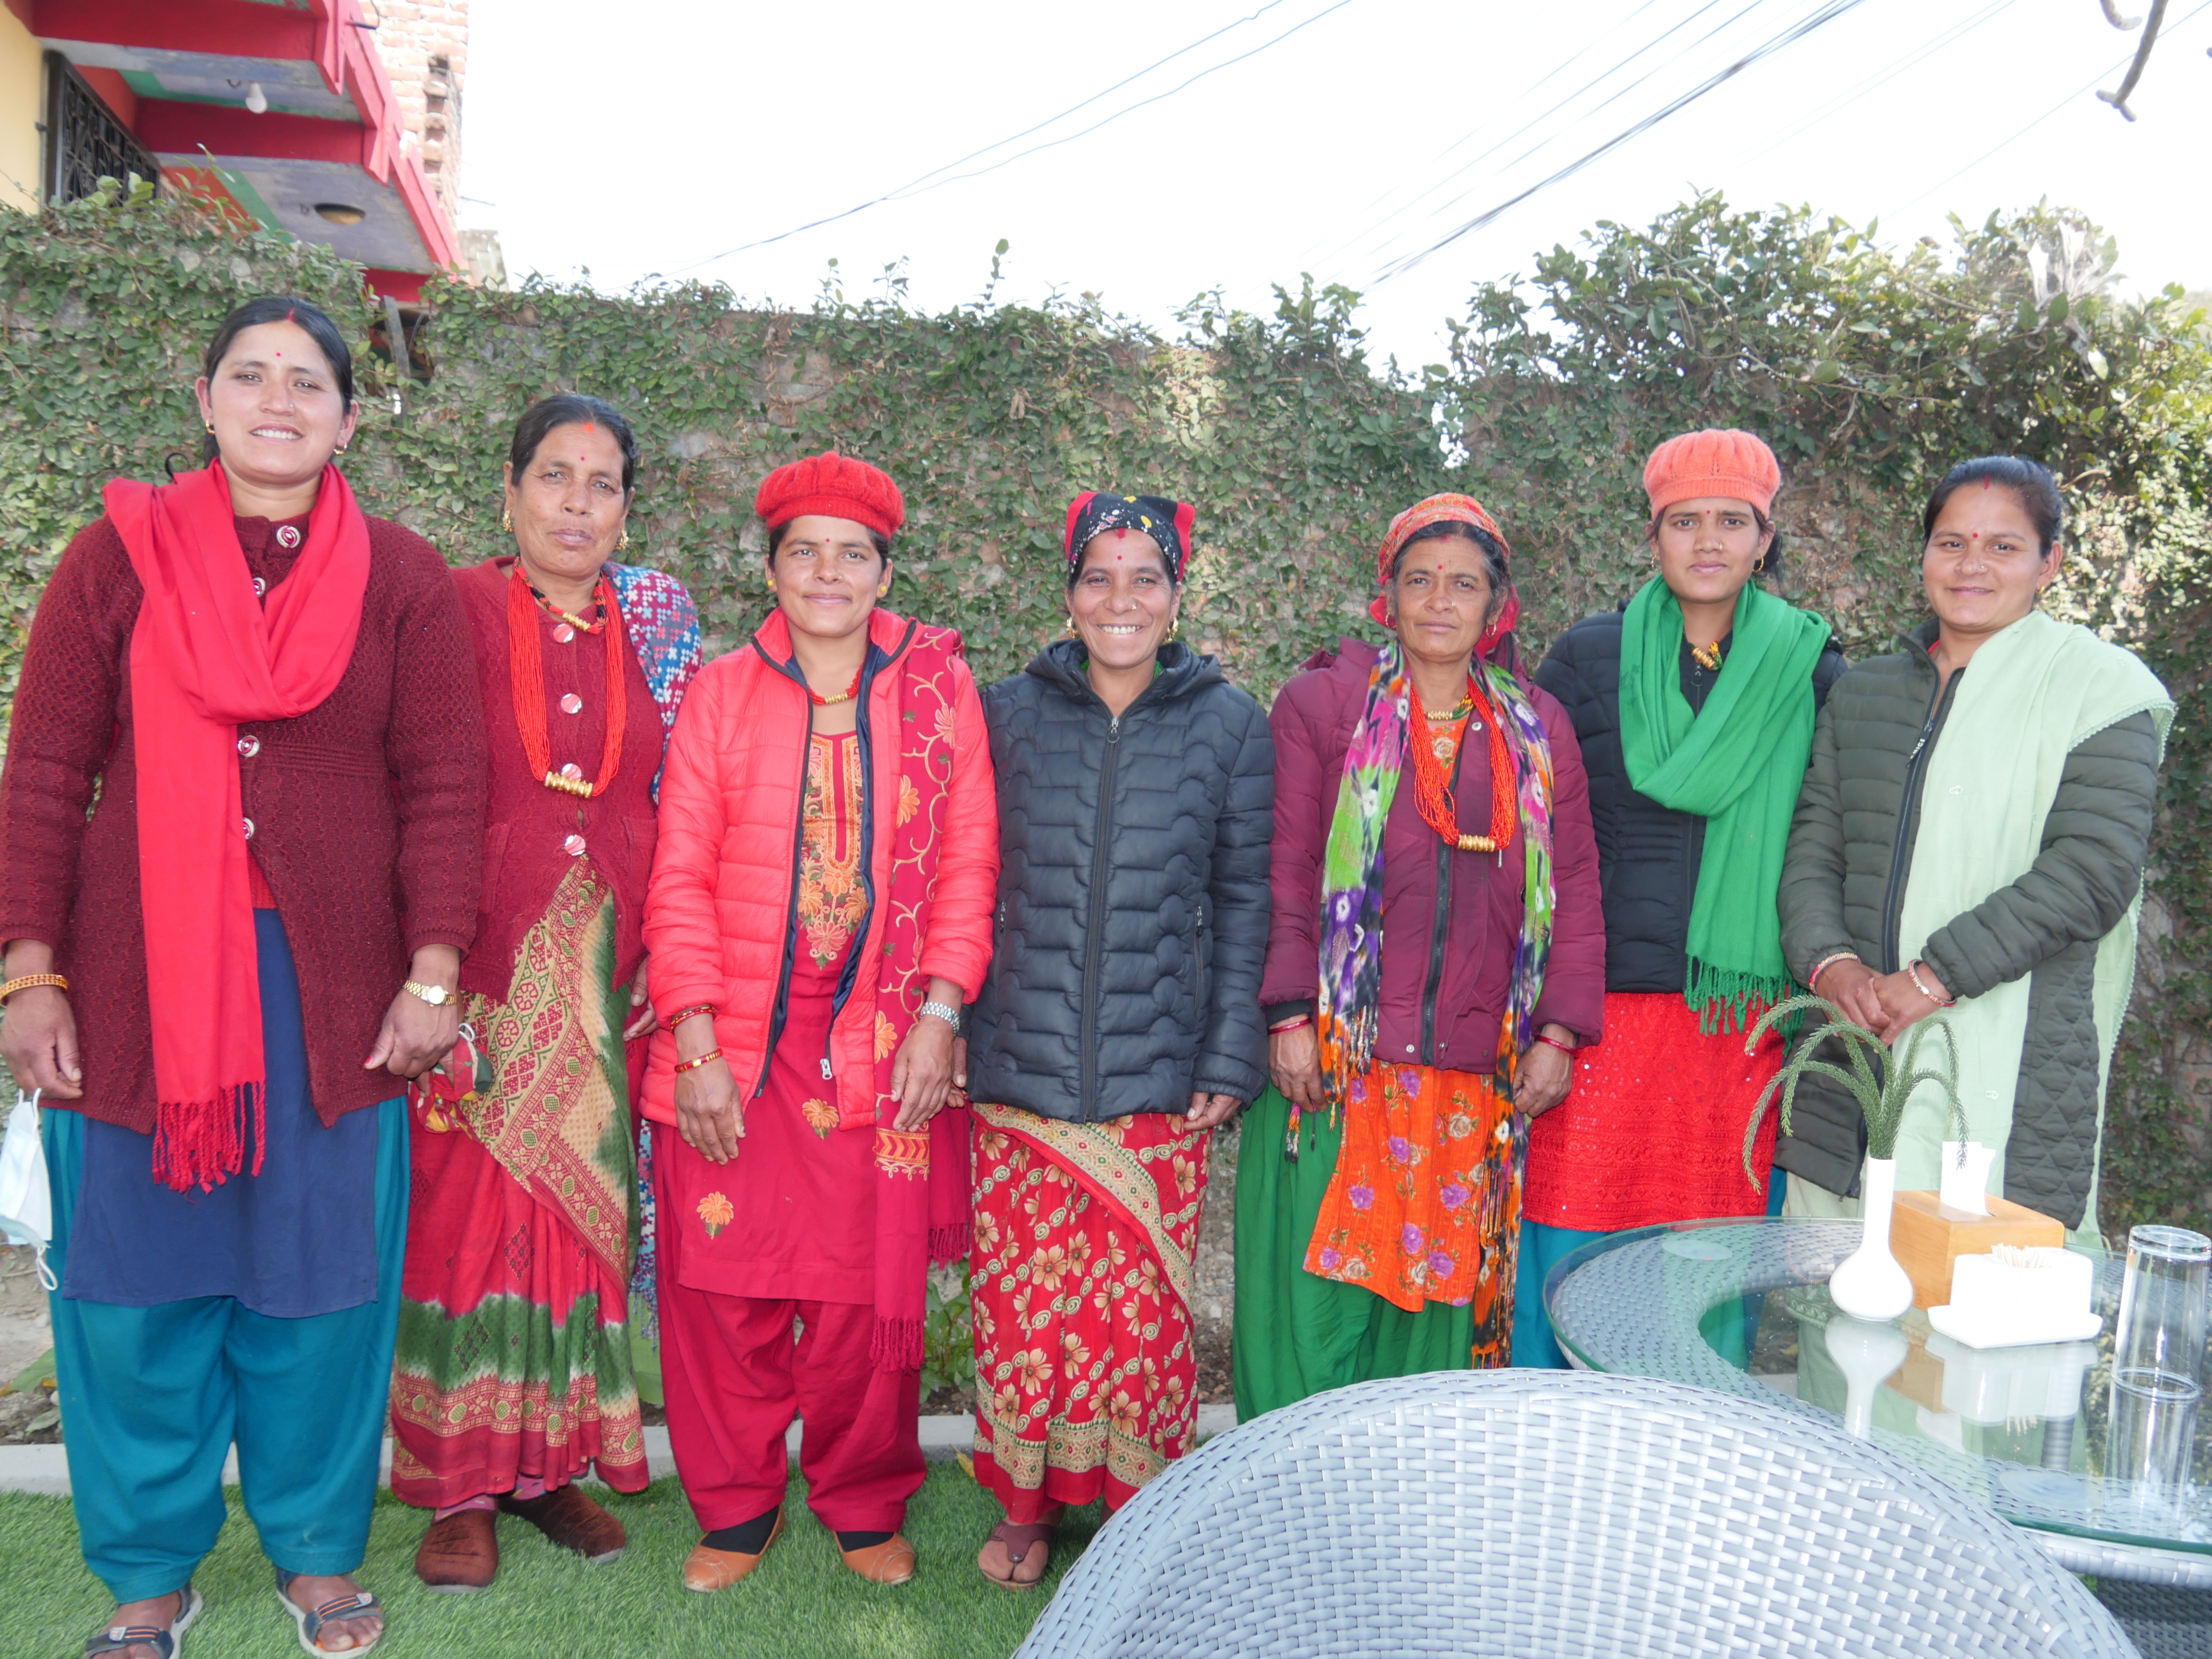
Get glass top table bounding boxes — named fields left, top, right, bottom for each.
left=1545, top=1216, right=2212, bottom=1586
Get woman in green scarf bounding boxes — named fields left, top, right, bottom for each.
left=1517, top=429, right=1842, bottom=1368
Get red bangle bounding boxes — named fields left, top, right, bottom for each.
left=1268, top=1014, right=1312, bottom=1034
left=1535, top=1034, right=1575, bottom=1056
left=667, top=1004, right=716, bottom=1027
left=673, top=1048, right=723, bottom=1074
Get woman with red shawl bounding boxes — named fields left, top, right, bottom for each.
left=642, top=452, right=998, bottom=1592
left=0, top=297, right=485, bottom=1658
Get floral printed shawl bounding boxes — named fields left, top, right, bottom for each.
left=1311, top=641, right=1556, bottom=1138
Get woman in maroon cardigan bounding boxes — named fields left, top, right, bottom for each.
left=0, top=297, right=484, bottom=1659
left=1231, top=493, right=1604, bottom=1418
left=392, top=394, right=700, bottom=1592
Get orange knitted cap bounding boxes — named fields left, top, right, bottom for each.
left=1642, top=429, right=1780, bottom=517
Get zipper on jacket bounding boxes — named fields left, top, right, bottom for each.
left=1192, top=899, right=1209, bottom=1016
left=820, top=622, right=912, bottom=1078
left=1419, top=733, right=1471, bottom=1065
left=754, top=695, right=813, bottom=1100
left=1876, top=666, right=1962, bottom=975
left=1077, top=711, right=1123, bottom=1122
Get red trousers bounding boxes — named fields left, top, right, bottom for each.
left=654, top=1146, right=922, bottom=1534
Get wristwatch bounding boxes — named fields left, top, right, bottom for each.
left=403, top=979, right=456, bottom=1008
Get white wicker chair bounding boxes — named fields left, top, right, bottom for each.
left=1015, top=1370, right=2137, bottom=1658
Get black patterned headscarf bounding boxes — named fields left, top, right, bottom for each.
left=1063, top=491, right=1196, bottom=583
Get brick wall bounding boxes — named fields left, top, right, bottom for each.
left=363, top=0, right=468, bottom=230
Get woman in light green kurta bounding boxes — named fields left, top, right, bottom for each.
left=1774, top=456, right=2170, bottom=1239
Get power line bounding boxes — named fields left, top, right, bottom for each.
left=1731, top=0, right=2026, bottom=171
left=1894, top=0, right=2212, bottom=213
left=663, top=0, right=1345, bottom=277
left=1369, top=0, right=1877, bottom=285
left=1304, top=0, right=1746, bottom=278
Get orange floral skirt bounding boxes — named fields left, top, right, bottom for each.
left=1304, top=1064, right=1523, bottom=1367
left=968, top=1102, right=1210, bottom=1522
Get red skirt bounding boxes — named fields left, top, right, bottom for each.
left=1522, top=991, right=1784, bottom=1233
left=969, top=1104, right=1210, bottom=1522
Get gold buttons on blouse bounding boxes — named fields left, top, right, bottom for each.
left=563, top=833, right=587, bottom=857
left=559, top=693, right=583, bottom=715
left=553, top=624, right=576, bottom=644
left=237, top=735, right=260, bottom=758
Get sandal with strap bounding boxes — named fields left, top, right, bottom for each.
left=84, top=1587, right=201, bottom=1659
left=274, top=1571, right=384, bottom=1657
left=977, top=1521, right=1056, bottom=1592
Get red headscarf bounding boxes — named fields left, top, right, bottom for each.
left=105, top=462, right=370, bottom=1190
left=1371, top=492, right=1520, bottom=656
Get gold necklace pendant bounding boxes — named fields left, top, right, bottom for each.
left=1690, top=640, right=1722, bottom=671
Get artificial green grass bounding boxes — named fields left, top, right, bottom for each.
left=0, top=1466, right=1101, bottom=1659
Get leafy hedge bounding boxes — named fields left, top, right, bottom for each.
left=2, top=183, right=2205, bottom=1241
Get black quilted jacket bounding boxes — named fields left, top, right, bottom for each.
left=963, top=640, right=1274, bottom=1121
left=1534, top=606, right=1846, bottom=993
left=1774, top=618, right=2161, bottom=1224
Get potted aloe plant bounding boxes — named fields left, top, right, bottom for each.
left=1740, top=995, right=1966, bottom=1322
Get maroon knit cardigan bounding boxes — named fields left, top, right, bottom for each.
left=0, top=509, right=487, bottom=1131
left=451, top=557, right=662, bottom=1001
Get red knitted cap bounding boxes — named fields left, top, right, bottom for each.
left=754, top=450, right=905, bottom=539
left=1643, top=429, right=1780, bottom=517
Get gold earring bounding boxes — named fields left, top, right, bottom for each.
left=204, top=422, right=216, bottom=434
left=501, top=510, right=513, bottom=534
left=1063, top=615, right=1078, bottom=637
left=1752, top=552, right=1767, bottom=574
left=1648, top=547, right=1660, bottom=570
left=333, top=445, right=348, bottom=458
left=618, top=529, right=631, bottom=552
left=1168, top=615, right=1181, bottom=640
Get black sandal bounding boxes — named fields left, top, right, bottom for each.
left=978, top=1521, right=1057, bottom=1592
left=84, top=1586, right=201, bottom=1658
left=275, top=1570, right=384, bottom=1656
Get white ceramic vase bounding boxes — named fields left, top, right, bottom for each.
left=1825, top=1314, right=1911, bottom=1438
left=1828, top=1154, right=1914, bottom=1322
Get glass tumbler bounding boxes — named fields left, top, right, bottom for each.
left=2114, top=1225, right=2211, bottom=1382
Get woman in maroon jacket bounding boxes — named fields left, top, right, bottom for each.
left=0, top=297, right=484, bottom=1658
left=1231, top=493, right=1603, bottom=1418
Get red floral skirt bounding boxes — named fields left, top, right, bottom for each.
left=968, top=1103, right=1210, bottom=1522
left=1523, top=991, right=1785, bottom=1233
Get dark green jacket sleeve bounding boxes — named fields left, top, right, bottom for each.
left=1779, top=697, right=1854, bottom=984
left=1920, top=711, right=2161, bottom=1001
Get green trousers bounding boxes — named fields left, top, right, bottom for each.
left=1231, top=1087, right=1472, bottom=1421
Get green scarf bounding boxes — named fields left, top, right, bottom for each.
left=1619, top=577, right=1831, bottom=1031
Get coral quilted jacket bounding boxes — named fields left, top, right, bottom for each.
left=639, top=607, right=999, bottom=1127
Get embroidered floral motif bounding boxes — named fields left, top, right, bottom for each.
left=797, top=733, right=866, bottom=967
left=696, top=1191, right=733, bottom=1238
left=801, top=1096, right=838, bottom=1137
left=874, top=1009, right=899, bottom=1060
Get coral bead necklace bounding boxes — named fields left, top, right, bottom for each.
left=507, top=562, right=627, bottom=799
left=1409, top=673, right=1516, bottom=854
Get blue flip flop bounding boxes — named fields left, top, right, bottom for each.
left=83, top=1585, right=201, bottom=1658
left=274, top=1570, right=384, bottom=1657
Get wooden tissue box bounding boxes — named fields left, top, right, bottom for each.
left=1892, top=1190, right=2064, bottom=1310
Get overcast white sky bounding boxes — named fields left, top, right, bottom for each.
left=459, top=0, right=2211, bottom=368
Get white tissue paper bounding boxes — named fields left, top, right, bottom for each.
left=1939, top=1139, right=1995, bottom=1215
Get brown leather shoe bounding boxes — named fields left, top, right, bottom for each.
left=682, top=1512, right=784, bottom=1593
left=415, top=1508, right=498, bottom=1593
left=840, top=1534, right=917, bottom=1585
left=497, top=1484, right=626, bottom=1563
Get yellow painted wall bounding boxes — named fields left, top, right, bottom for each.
left=0, top=6, right=40, bottom=212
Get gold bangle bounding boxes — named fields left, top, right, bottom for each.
left=0, top=973, right=68, bottom=1004
left=673, top=1048, right=723, bottom=1074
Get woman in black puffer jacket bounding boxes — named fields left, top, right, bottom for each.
left=958, top=491, right=1272, bottom=1590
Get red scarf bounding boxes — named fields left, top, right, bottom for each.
left=105, top=463, right=371, bottom=1190
left=863, top=625, right=975, bottom=1371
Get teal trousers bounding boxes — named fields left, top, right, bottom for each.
left=44, top=1100, right=408, bottom=1603
left=1512, top=1170, right=1788, bottom=1369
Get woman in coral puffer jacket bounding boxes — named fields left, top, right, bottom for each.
left=640, top=452, right=998, bottom=1594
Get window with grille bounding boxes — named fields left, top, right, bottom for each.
left=42, top=53, right=161, bottom=206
